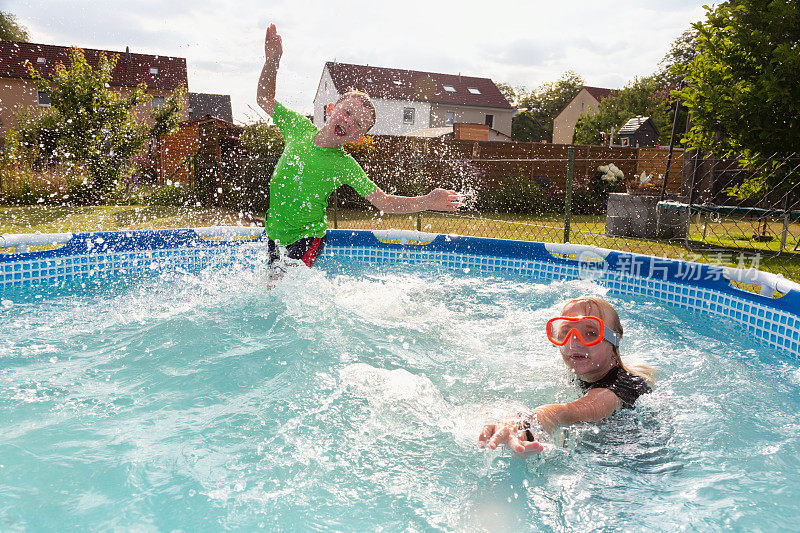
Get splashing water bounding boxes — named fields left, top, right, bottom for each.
left=1, top=254, right=799, bottom=530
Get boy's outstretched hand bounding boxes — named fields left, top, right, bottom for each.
left=423, top=188, right=462, bottom=212
left=264, top=23, right=283, bottom=64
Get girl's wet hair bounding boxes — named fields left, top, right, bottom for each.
left=335, top=88, right=376, bottom=131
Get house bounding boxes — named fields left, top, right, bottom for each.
left=616, top=116, right=659, bottom=147
left=552, top=86, right=617, bottom=144
left=187, top=92, right=233, bottom=123
left=312, top=62, right=513, bottom=137
left=0, top=40, right=189, bottom=139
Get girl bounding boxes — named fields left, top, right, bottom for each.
left=478, top=296, right=655, bottom=455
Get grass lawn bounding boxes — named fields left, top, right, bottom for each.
left=0, top=205, right=261, bottom=234
left=2, top=205, right=798, bottom=282
left=331, top=208, right=800, bottom=282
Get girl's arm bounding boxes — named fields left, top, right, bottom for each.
left=364, top=187, right=461, bottom=213
left=532, top=388, right=621, bottom=432
left=256, top=23, right=282, bottom=117
left=478, top=388, right=621, bottom=455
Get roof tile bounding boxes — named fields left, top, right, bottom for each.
left=326, top=62, right=512, bottom=109
left=0, top=40, right=187, bottom=91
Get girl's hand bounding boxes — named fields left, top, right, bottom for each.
left=423, top=188, right=462, bottom=212
left=264, top=23, right=283, bottom=64
left=478, top=422, right=544, bottom=456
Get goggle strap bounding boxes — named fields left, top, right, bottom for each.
left=604, top=325, right=621, bottom=347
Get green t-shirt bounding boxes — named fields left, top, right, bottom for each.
left=266, top=102, right=377, bottom=245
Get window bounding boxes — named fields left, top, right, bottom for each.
left=403, top=107, right=415, bottom=125
left=445, top=111, right=455, bottom=126
left=621, top=137, right=629, bottom=146
left=151, top=96, right=166, bottom=110
left=485, top=114, right=494, bottom=128
left=37, top=57, right=46, bottom=64
left=443, top=85, right=456, bottom=93
left=467, top=87, right=481, bottom=95
left=37, top=91, right=51, bottom=107
left=393, top=80, right=402, bottom=86
left=149, top=67, right=159, bottom=75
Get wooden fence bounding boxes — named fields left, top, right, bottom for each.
left=348, top=135, right=684, bottom=196
left=163, top=123, right=687, bottom=206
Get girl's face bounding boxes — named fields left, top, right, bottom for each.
left=325, top=97, right=373, bottom=145
left=557, top=302, right=619, bottom=382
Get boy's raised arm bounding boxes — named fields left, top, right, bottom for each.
left=256, top=23, right=282, bottom=117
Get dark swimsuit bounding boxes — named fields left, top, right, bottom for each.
left=577, top=365, right=651, bottom=409
left=521, top=366, right=651, bottom=440
left=268, top=236, right=326, bottom=267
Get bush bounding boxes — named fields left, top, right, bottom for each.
left=145, top=184, right=198, bottom=207
left=571, top=164, right=624, bottom=215
left=5, top=106, right=63, bottom=169
left=0, top=165, right=91, bottom=206
left=238, top=122, right=284, bottom=157
left=476, top=176, right=563, bottom=214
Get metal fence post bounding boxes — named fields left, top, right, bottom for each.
left=332, top=189, right=339, bottom=229
left=564, top=146, right=574, bottom=243
left=780, top=194, right=789, bottom=252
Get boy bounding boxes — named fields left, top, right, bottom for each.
left=256, top=24, right=461, bottom=267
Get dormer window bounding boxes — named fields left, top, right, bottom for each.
left=443, top=85, right=456, bottom=93
left=37, top=57, right=46, bottom=64
left=392, top=80, right=402, bottom=86
left=467, top=87, right=481, bottom=95
left=149, top=67, right=159, bottom=75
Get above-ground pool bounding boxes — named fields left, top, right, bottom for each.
left=1, top=228, right=799, bottom=531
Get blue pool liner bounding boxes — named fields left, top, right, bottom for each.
left=1, top=228, right=798, bottom=358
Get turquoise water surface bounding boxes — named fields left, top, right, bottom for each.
left=1, top=253, right=799, bottom=531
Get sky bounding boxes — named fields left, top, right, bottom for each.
left=4, top=0, right=710, bottom=124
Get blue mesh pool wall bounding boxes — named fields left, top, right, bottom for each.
left=2, top=228, right=799, bottom=359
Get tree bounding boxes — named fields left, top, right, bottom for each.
left=677, top=0, right=800, bottom=195
left=573, top=76, right=673, bottom=146
left=19, top=47, right=184, bottom=197
left=495, top=82, right=519, bottom=107
left=656, top=28, right=699, bottom=88
left=512, top=71, right=584, bottom=142
left=0, top=11, right=29, bottom=42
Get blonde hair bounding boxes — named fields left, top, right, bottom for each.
left=561, top=296, right=657, bottom=386
left=335, top=88, right=376, bottom=131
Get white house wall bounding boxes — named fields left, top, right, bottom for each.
left=312, top=67, right=340, bottom=127
left=552, top=89, right=601, bottom=144
left=313, top=66, right=432, bottom=135
left=429, top=104, right=513, bottom=137
left=370, top=99, right=431, bottom=135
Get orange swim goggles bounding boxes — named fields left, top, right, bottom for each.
left=546, top=316, right=621, bottom=348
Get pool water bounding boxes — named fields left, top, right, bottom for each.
left=1, top=252, right=799, bottom=531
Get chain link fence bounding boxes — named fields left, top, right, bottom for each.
left=203, top=136, right=799, bottom=281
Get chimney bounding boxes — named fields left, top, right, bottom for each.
left=125, top=46, right=132, bottom=86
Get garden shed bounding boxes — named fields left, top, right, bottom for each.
left=617, top=116, right=659, bottom=147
